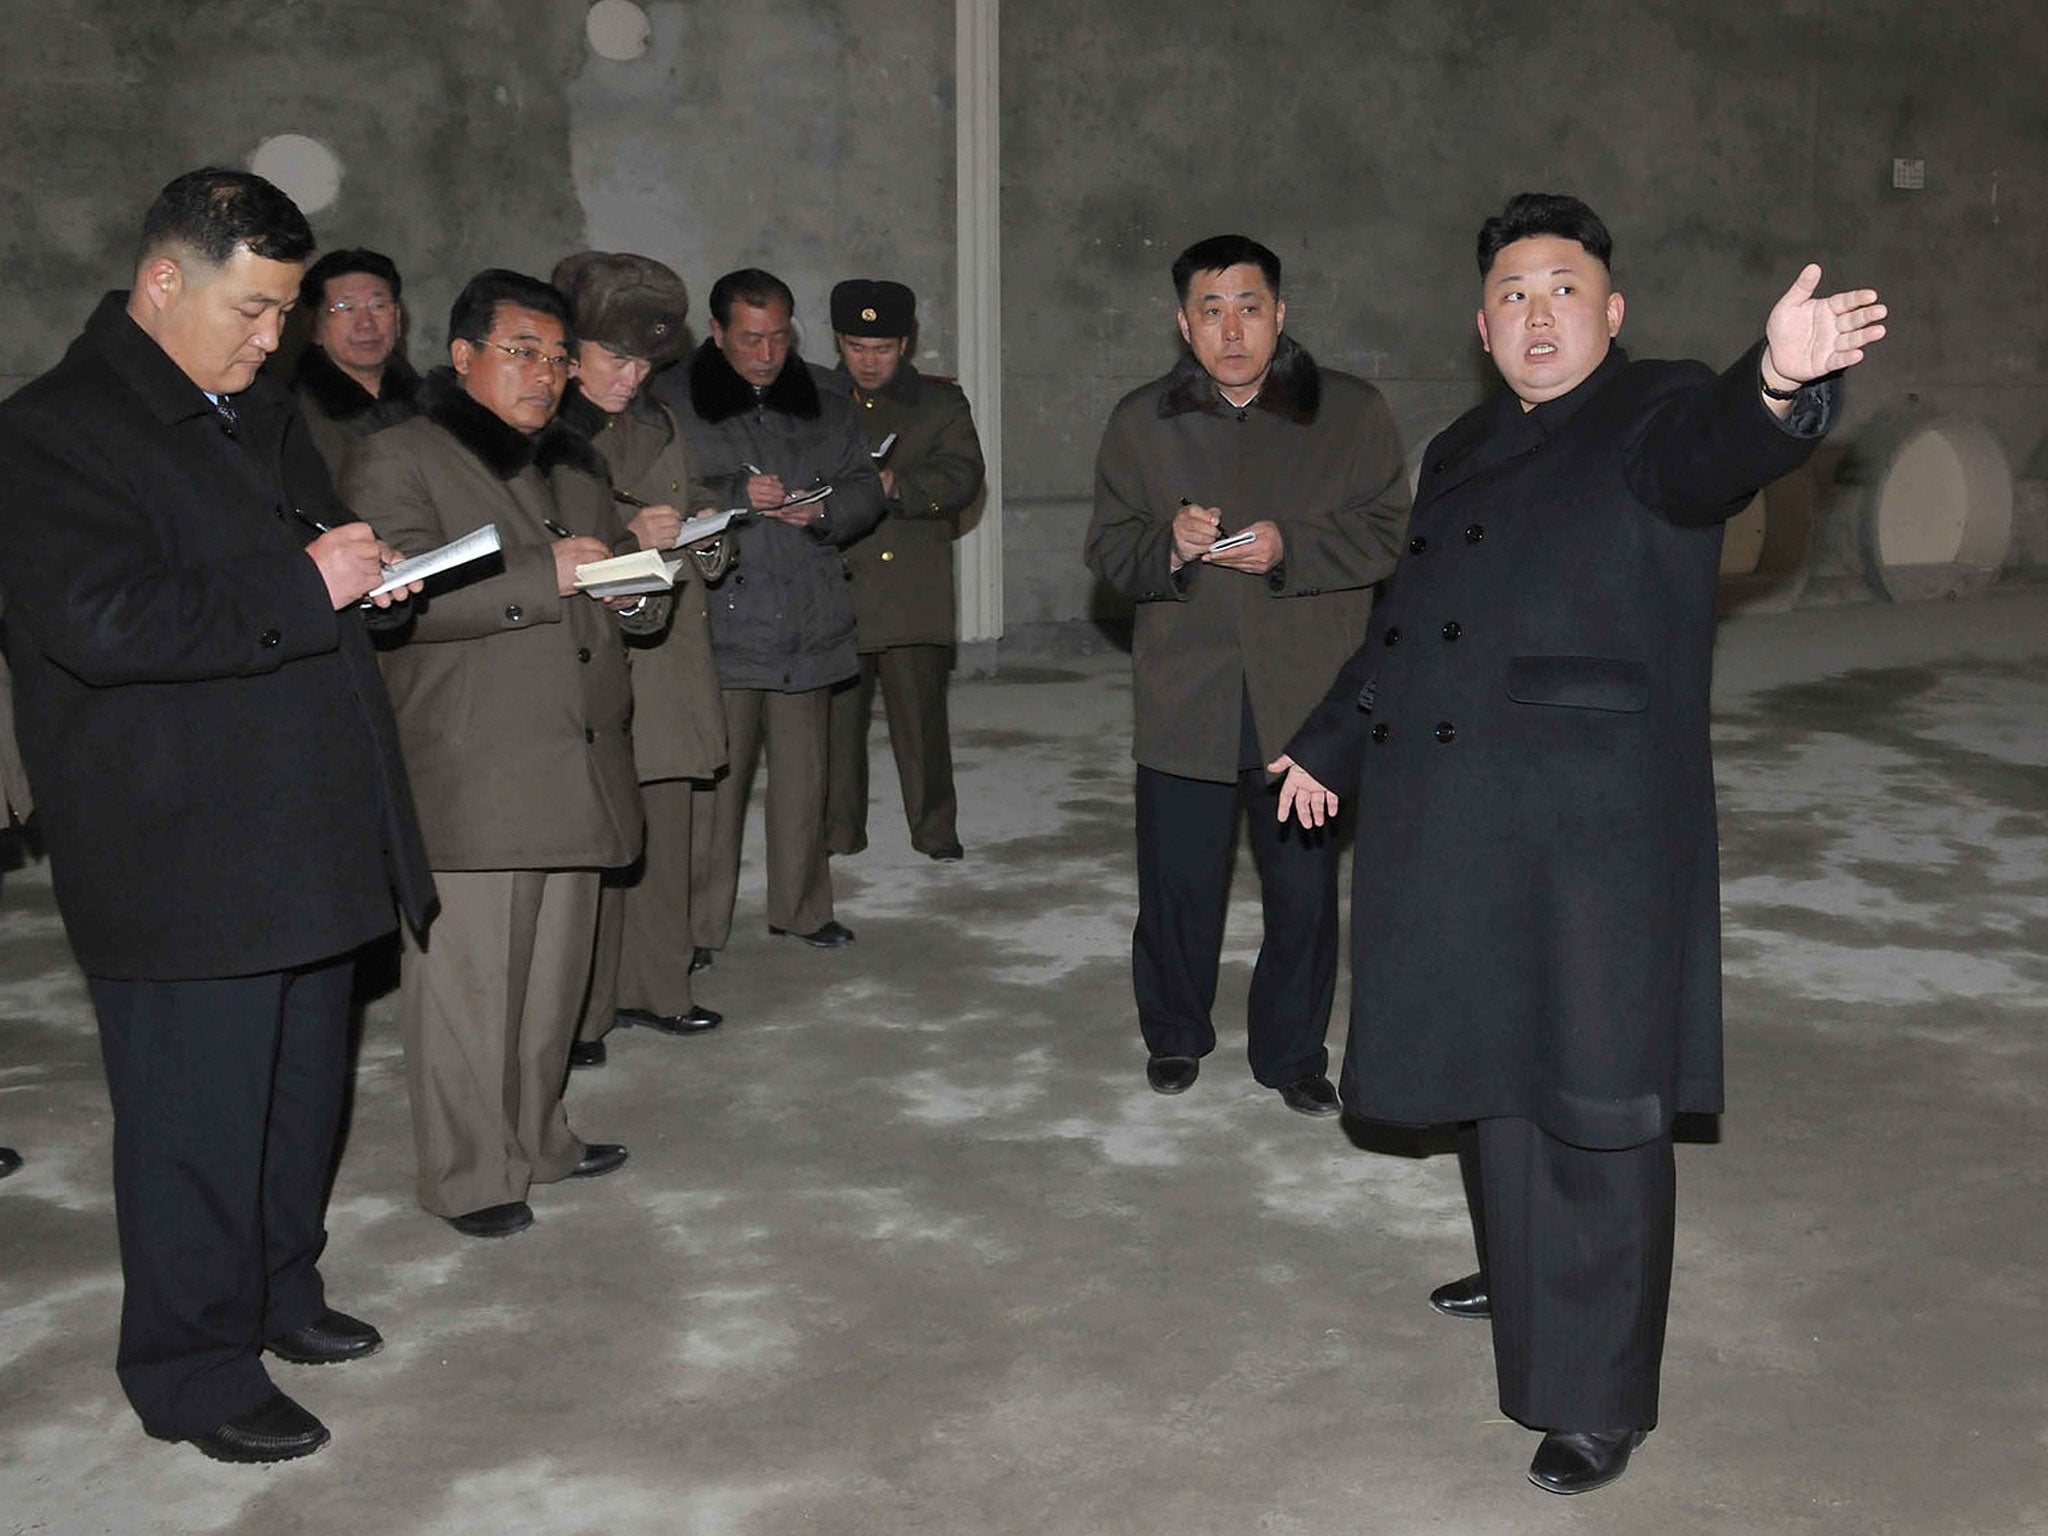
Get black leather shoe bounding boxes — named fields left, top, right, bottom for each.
left=1429, top=1272, right=1491, bottom=1320
left=567, top=1038, right=607, bottom=1069
left=769, top=920, right=855, bottom=948
left=1278, top=1074, right=1340, bottom=1117
left=570, top=1142, right=629, bottom=1179
left=267, top=1309, right=382, bottom=1366
left=1528, top=1429, right=1648, bottom=1495
left=690, top=947, right=715, bottom=973
left=446, top=1200, right=533, bottom=1238
left=926, top=842, right=965, bottom=861
left=187, top=1391, right=330, bottom=1463
left=616, top=1005, right=722, bottom=1035
left=1145, top=1055, right=1199, bottom=1094
left=0, top=1147, right=20, bottom=1179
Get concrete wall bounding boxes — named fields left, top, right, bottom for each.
left=0, top=1, right=960, bottom=396
left=999, top=0, right=2048, bottom=627
left=0, top=1, right=2039, bottom=634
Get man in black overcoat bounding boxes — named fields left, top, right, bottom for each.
left=1275, top=194, right=1887, bottom=1494
left=0, top=170, right=433, bottom=1462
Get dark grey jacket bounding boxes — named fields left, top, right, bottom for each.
left=672, top=345, right=886, bottom=693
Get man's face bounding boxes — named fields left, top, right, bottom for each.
left=711, top=299, right=793, bottom=388
left=450, top=303, right=570, bottom=432
left=837, top=333, right=907, bottom=393
left=141, top=245, right=303, bottom=395
left=1476, top=234, right=1626, bottom=409
left=1176, top=263, right=1285, bottom=396
left=573, top=341, right=653, bottom=415
left=311, top=271, right=400, bottom=377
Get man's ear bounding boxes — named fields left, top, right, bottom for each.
left=1475, top=309, right=1492, bottom=355
left=136, top=255, right=184, bottom=317
left=450, top=337, right=474, bottom=378
left=1606, top=290, right=1626, bottom=338
left=1176, top=309, right=1192, bottom=348
left=1274, top=296, right=1286, bottom=335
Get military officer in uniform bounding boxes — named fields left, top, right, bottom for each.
left=823, top=279, right=985, bottom=861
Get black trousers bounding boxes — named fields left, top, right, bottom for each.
left=1132, top=764, right=1339, bottom=1087
left=1458, top=1118, right=1677, bottom=1433
left=90, top=954, right=356, bottom=1440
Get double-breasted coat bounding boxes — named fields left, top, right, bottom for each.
left=342, top=370, right=646, bottom=872
left=1086, top=343, right=1412, bottom=782
left=833, top=361, right=985, bottom=650
left=0, top=293, right=433, bottom=979
left=1287, top=343, right=1836, bottom=1148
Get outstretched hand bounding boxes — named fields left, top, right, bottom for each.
left=1269, top=754, right=1338, bottom=829
left=1764, top=264, right=1887, bottom=388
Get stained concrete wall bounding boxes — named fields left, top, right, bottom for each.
left=999, top=0, right=2048, bottom=628
left=0, top=2, right=960, bottom=398
left=0, top=1, right=2040, bottom=635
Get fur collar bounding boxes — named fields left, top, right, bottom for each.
left=1158, top=334, right=1321, bottom=424
left=418, top=367, right=605, bottom=482
left=295, top=345, right=419, bottom=422
left=687, top=339, right=821, bottom=424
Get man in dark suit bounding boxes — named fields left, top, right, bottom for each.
left=1276, top=194, right=1886, bottom=1493
left=0, top=169, right=434, bottom=1463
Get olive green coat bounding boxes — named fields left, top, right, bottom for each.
left=343, top=370, right=645, bottom=871
left=1086, top=342, right=1411, bottom=784
left=568, top=390, right=729, bottom=783
left=833, top=363, right=985, bottom=650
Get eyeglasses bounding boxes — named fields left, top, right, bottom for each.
left=322, top=298, right=397, bottom=317
left=476, top=339, right=572, bottom=372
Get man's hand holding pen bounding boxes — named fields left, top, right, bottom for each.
left=302, top=516, right=420, bottom=611
left=1168, top=500, right=1284, bottom=574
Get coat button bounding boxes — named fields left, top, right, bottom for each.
left=1370, top=723, right=1390, bottom=743
left=259, top=627, right=281, bottom=648
left=1435, top=721, right=1456, bottom=743
left=880, top=551, right=894, bottom=561
left=1441, top=621, right=1462, bottom=641
left=733, top=573, right=746, bottom=587
left=1408, top=535, right=1428, bottom=555
left=1384, top=627, right=1401, bottom=646
left=505, top=604, right=524, bottom=623
left=1465, top=524, right=1485, bottom=543
left=584, top=728, right=596, bottom=744
left=578, top=647, right=592, bottom=663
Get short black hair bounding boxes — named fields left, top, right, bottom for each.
left=1476, top=193, right=1614, bottom=279
left=447, top=269, right=574, bottom=347
left=1172, top=235, right=1282, bottom=304
left=300, top=247, right=403, bottom=313
left=138, top=167, right=314, bottom=267
left=708, top=268, right=796, bottom=328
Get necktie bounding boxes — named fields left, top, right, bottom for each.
left=210, top=394, right=240, bottom=439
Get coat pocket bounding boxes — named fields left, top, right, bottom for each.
left=1505, top=654, right=1650, bottom=714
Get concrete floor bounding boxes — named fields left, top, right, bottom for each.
left=1, top=589, right=2045, bottom=1535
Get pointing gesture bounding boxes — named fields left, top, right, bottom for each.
left=1762, top=264, right=1887, bottom=392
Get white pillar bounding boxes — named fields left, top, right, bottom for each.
left=954, top=0, right=1002, bottom=643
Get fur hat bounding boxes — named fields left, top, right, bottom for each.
left=550, top=251, right=690, bottom=365
left=830, top=278, right=915, bottom=338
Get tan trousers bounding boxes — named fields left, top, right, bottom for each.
left=691, top=686, right=833, bottom=948
left=825, top=645, right=958, bottom=856
left=580, top=779, right=699, bottom=1041
left=399, top=869, right=599, bottom=1217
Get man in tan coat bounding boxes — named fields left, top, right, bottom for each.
left=344, top=269, right=644, bottom=1238
left=551, top=251, right=730, bottom=1065
left=1085, top=234, right=1409, bottom=1115
left=823, top=279, right=985, bottom=862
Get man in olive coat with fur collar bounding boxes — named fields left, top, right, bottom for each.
left=1085, top=233, right=1409, bottom=1117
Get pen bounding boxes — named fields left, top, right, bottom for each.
left=741, top=463, right=765, bottom=477
left=543, top=517, right=573, bottom=537
left=612, top=489, right=649, bottom=509
left=294, top=508, right=336, bottom=534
